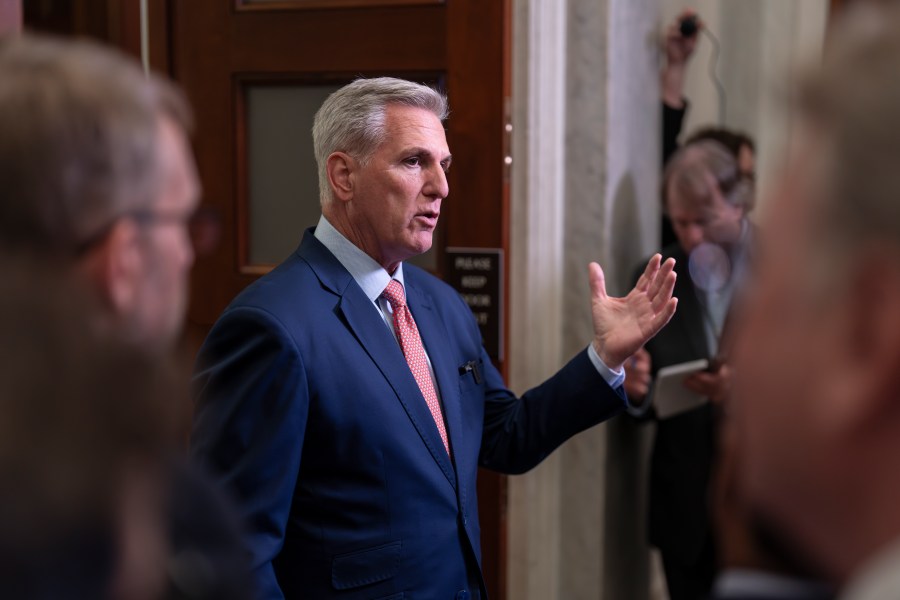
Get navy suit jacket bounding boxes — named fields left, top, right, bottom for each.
left=190, top=230, right=626, bottom=599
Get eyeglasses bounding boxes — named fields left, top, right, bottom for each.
left=75, top=206, right=222, bottom=257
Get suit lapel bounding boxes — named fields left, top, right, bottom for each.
left=298, top=231, right=457, bottom=489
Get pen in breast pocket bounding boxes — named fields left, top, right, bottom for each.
left=459, top=360, right=483, bottom=384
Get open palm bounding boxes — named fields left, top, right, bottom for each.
left=590, top=255, right=678, bottom=370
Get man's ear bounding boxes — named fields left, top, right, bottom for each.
left=827, top=248, right=900, bottom=432
left=81, top=219, right=144, bottom=317
left=326, top=152, right=356, bottom=203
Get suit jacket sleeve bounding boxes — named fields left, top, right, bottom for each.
left=190, top=306, right=309, bottom=600
left=478, top=346, right=627, bottom=474
left=459, top=286, right=625, bottom=474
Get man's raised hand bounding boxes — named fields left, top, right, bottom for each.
left=589, top=255, right=678, bottom=371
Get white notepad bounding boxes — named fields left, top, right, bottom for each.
left=652, top=359, right=710, bottom=419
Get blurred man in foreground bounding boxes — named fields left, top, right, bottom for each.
left=0, top=34, right=249, bottom=598
left=734, top=5, right=900, bottom=598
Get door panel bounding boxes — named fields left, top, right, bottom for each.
left=154, top=1, right=510, bottom=598
left=243, top=83, right=340, bottom=266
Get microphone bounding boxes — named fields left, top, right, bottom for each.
left=679, top=14, right=699, bottom=38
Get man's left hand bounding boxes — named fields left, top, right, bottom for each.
left=589, top=254, right=677, bottom=371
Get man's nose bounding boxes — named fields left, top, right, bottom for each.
left=683, top=225, right=705, bottom=252
left=424, top=164, right=449, bottom=199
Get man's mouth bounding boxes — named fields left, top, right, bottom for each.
left=414, top=211, right=440, bottom=227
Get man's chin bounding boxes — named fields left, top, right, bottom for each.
left=407, top=234, right=434, bottom=257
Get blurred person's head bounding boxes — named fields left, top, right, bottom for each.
left=734, top=4, right=900, bottom=584
left=686, top=127, right=756, bottom=181
left=0, top=34, right=200, bottom=349
left=0, top=256, right=183, bottom=599
left=313, top=77, right=450, bottom=271
left=663, top=140, right=754, bottom=254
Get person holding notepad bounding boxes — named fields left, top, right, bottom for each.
left=625, top=139, right=756, bottom=600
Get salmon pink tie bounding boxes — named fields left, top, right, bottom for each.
left=382, top=279, right=450, bottom=455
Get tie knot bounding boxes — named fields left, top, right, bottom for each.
left=382, top=279, right=406, bottom=309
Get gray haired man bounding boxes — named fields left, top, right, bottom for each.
left=191, top=76, right=678, bottom=599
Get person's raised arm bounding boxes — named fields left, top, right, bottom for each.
left=662, top=10, right=701, bottom=110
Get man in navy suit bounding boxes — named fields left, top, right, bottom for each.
left=190, top=77, right=678, bottom=600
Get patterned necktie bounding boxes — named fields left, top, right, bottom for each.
left=382, top=279, right=450, bottom=455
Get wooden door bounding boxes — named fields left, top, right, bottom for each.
left=149, top=1, right=511, bottom=597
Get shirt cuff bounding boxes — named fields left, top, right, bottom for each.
left=587, top=343, right=625, bottom=389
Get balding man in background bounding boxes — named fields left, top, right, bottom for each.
left=0, top=34, right=250, bottom=598
left=734, top=4, right=900, bottom=599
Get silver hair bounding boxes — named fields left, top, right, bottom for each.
left=0, top=34, right=192, bottom=255
left=312, top=77, right=449, bottom=206
left=663, top=140, right=755, bottom=214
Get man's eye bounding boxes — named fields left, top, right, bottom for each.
left=404, top=157, right=421, bottom=167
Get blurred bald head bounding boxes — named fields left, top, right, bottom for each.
left=734, top=4, right=900, bottom=585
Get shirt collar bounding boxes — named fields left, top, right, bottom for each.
left=314, top=215, right=405, bottom=303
